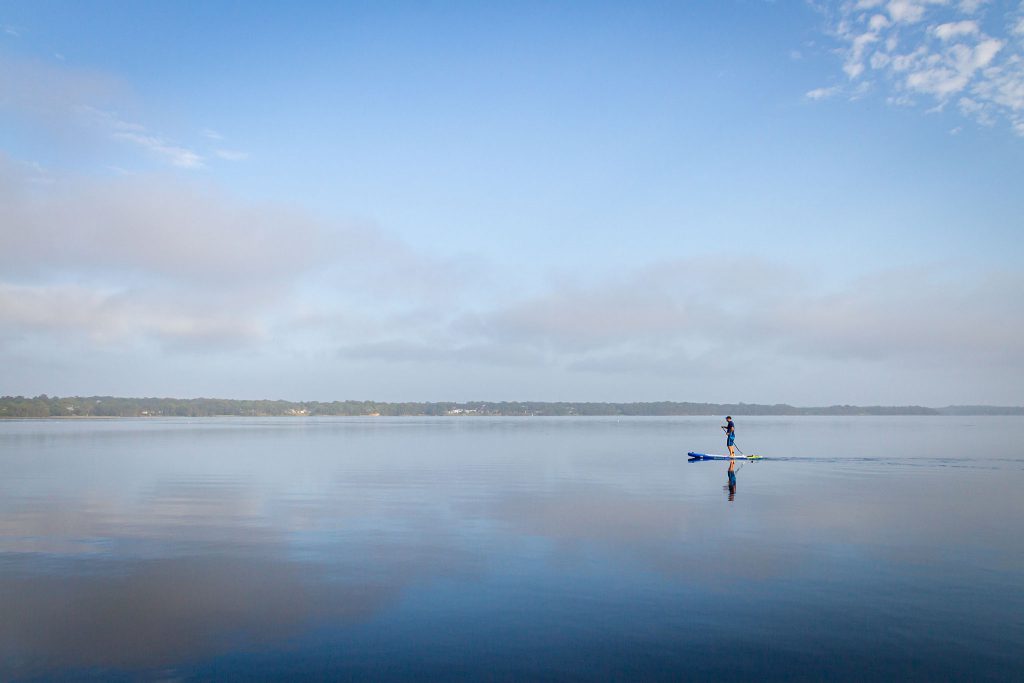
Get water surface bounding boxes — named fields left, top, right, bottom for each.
left=1, top=416, right=1021, bottom=681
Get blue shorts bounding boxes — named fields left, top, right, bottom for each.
left=727, top=434, right=735, bottom=446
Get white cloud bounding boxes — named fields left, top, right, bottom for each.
left=968, top=37, right=1004, bottom=68
left=307, top=259, right=1015, bottom=404
left=0, top=153, right=328, bottom=285
left=463, top=262, right=1024, bottom=371
left=0, top=283, right=264, bottom=349
left=112, top=131, right=204, bottom=168
left=806, top=85, right=841, bottom=99
left=890, top=46, right=929, bottom=71
left=0, top=57, right=211, bottom=168
left=76, top=107, right=206, bottom=168
left=894, top=38, right=1002, bottom=100
left=973, top=54, right=1024, bottom=110
left=328, top=255, right=1024, bottom=384
left=933, top=20, right=979, bottom=40
left=957, top=95, right=983, bottom=112
left=815, top=0, right=1024, bottom=135
left=869, top=13, right=891, bottom=30
left=847, top=31, right=881, bottom=77
left=1, top=144, right=1020, bottom=400
left=958, top=0, right=989, bottom=12
left=956, top=95, right=996, bottom=123
left=0, top=153, right=472, bottom=355
left=887, top=0, right=930, bottom=24
left=906, top=66, right=966, bottom=97
left=870, top=51, right=892, bottom=68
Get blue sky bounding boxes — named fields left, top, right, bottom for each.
left=1, top=0, right=1022, bottom=404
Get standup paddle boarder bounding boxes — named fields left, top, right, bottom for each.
left=722, top=416, right=736, bottom=458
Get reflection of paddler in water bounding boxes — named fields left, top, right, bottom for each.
left=726, top=457, right=737, bottom=500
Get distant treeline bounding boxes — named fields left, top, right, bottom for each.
left=1, top=395, right=1021, bottom=418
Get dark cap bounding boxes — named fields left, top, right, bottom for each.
left=725, top=416, right=732, bottom=420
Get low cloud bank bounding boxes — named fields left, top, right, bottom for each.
left=1, top=149, right=1020, bottom=403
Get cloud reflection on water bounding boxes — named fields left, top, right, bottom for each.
left=0, top=555, right=394, bottom=671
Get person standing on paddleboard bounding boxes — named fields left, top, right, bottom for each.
left=722, top=416, right=736, bottom=458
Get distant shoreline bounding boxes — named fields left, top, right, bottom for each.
left=2, top=396, right=1021, bottom=419
left=4, top=414, right=1024, bottom=420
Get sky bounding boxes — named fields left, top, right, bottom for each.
left=1, top=0, right=1022, bottom=406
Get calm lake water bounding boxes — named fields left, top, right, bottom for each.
left=1, top=416, right=1022, bottom=681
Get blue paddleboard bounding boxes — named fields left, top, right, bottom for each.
left=687, top=452, right=763, bottom=460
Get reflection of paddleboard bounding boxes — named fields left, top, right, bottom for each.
left=687, top=452, right=764, bottom=461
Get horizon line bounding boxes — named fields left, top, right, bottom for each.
left=3, top=395, right=1022, bottom=411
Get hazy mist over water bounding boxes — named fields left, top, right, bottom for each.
left=1, top=416, right=1021, bottom=681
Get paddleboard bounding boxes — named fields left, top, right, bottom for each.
left=687, top=452, right=763, bottom=460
